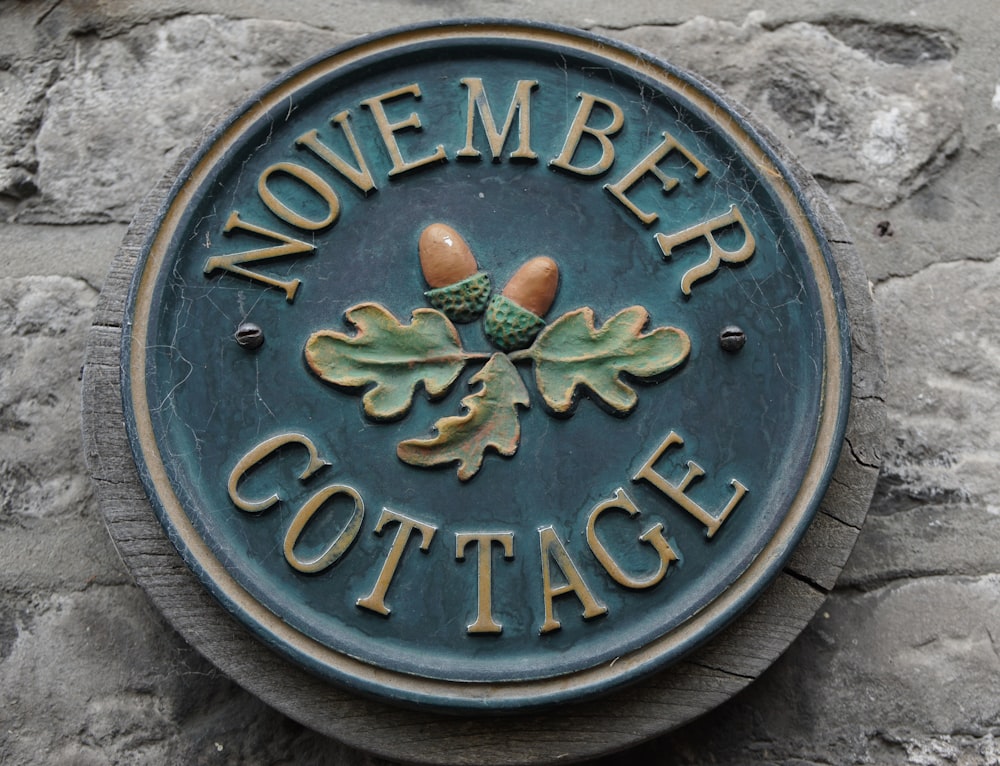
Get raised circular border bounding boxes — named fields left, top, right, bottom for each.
left=83, top=18, right=884, bottom=763
left=125, top=18, right=847, bottom=709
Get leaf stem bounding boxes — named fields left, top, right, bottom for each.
left=506, top=349, right=535, bottom=363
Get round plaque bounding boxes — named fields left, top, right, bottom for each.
left=85, top=18, right=882, bottom=762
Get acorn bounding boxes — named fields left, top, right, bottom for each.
left=419, top=223, right=491, bottom=323
left=484, top=256, right=559, bottom=351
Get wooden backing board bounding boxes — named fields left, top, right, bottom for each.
left=81, top=81, right=885, bottom=766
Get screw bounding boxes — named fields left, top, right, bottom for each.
left=235, top=322, right=264, bottom=350
left=719, top=326, right=746, bottom=353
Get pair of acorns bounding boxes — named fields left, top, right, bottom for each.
left=419, top=222, right=559, bottom=351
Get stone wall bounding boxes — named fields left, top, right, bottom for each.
left=2, top=2, right=998, bottom=764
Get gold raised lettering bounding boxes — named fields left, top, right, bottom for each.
left=283, top=484, right=365, bottom=573
left=605, top=131, right=709, bottom=224
left=227, top=433, right=329, bottom=513
left=633, top=431, right=748, bottom=538
left=455, top=532, right=515, bottom=634
left=295, top=109, right=377, bottom=194
left=538, top=525, right=608, bottom=634
left=456, top=78, right=539, bottom=162
left=257, top=161, right=341, bottom=231
left=549, top=92, right=624, bottom=177
left=360, top=83, right=447, bottom=177
left=586, top=488, right=678, bottom=589
left=356, top=509, right=437, bottom=616
left=655, top=205, right=756, bottom=295
left=203, top=211, right=315, bottom=300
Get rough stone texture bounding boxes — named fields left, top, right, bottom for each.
left=0, top=60, right=55, bottom=212
left=2, top=0, right=999, bottom=764
left=0, top=277, right=98, bottom=535
left=608, top=16, right=963, bottom=208
left=875, top=258, right=1000, bottom=511
left=23, top=15, right=347, bottom=224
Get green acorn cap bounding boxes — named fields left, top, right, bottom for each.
left=484, top=294, right=546, bottom=351
left=424, top=271, right=491, bottom=323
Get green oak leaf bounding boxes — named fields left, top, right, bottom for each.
left=304, top=302, right=468, bottom=420
left=397, top=353, right=530, bottom=481
left=527, top=306, right=690, bottom=414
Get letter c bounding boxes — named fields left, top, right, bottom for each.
left=227, top=433, right=329, bottom=513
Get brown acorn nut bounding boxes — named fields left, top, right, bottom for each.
left=501, top=256, right=559, bottom=317
left=418, top=223, right=491, bottom=323
left=419, top=223, right=478, bottom=288
left=483, top=256, right=560, bottom=351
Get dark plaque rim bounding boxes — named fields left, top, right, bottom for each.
left=118, top=19, right=851, bottom=712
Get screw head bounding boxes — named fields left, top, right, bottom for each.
left=719, top=326, right=746, bottom=353
left=235, top=322, right=264, bottom=350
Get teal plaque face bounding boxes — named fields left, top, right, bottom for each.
left=123, top=21, right=850, bottom=711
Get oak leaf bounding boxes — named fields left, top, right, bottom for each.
left=304, top=302, right=467, bottom=420
left=396, top=353, right=530, bottom=480
left=528, top=306, right=690, bottom=414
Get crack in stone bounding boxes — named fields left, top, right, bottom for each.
left=588, top=19, right=686, bottom=33
left=874, top=250, right=1000, bottom=287
left=837, top=571, right=1000, bottom=595
left=34, top=0, right=63, bottom=28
